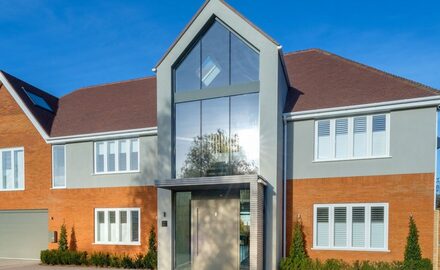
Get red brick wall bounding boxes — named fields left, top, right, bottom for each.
left=286, top=173, right=435, bottom=262
left=0, top=85, right=157, bottom=255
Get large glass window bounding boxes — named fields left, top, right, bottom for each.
left=94, top=208, right=140, bottom=245
left=94, top=139, right=140, bottom=174
left=0, top=148, right=24, bottom=190
left=175, top=93, right=259, bottom=178
left=314, top=203, right=388, bottom=250
left=174, top=20, right=259, bottom=92
left=52, top=145, right=66, bottom=188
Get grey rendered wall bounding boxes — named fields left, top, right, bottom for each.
left=65, top=135, right=157, bottom=188
left=286, top=107, right=437, bottom=179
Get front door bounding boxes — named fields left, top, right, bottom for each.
left=191, top=196, right=239, bottom=270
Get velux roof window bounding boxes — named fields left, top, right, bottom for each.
left=22, top=87, right=53, bottom=112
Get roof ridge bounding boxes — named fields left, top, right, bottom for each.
left=62, top=75, right=156, bottom=98
left=284, top=48, right=439, bottom=94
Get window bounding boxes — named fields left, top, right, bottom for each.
left=52, top=145, right=66, bottom=188
left=0, top=148, right=24, bottom=191
left=174, top=20, right=259, bottom=92
left=315, top=114, right=390, bottom=161
left=175, top=93, right=259, bottom=178
left=313, top=203, right=388, bottom=251
left=22, top=87, right=53, bottom=112
left=94, top=139, right=140, bottom=174
left=94, top=208, right=140, bottom=245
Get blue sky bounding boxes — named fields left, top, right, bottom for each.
left=0, top=0, right=439, bottom=97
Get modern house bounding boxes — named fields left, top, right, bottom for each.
left=0, top=0, right=438, bottom=269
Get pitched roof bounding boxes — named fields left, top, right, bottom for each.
left=50, top=77, right=157, bottom=137
left=284, top=49, right=439, bottom=113
left=0, top=70, right=58, bottom=135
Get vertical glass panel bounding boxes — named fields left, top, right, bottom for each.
left=352, top=207, right=365, bottom=247
left=231, top=94, right=259, bottom=174
left=175, top=42, right=201, bottom=92
left=317, top=120, right=331, bottom=159
left=97, top=211, right=105, bottom=242
left=96, top=142, right=105, bottom=173
left=53, top=146, right=65, bottom=188
left=118, top=140, right=128, bottom=171
left=372, top=115, right=387, bottom=156
left=316, top=207, right=329, bottom=246
left=335, top=119, right=349, bottom=158
left=14, top=150, right=24, bottom=189
left=108, top=211, right=117, bottom=242
left=176, top=101, right=201, bottom=178
left=119, top=211, right=128, bottom=242
left=131, top=210, right=139, bottom=242
left=353, top=117, right=367, bottom=157
left=2, top=151, right=12, bottom=189
left=370, top=206, right=385, bottom=248
left=231, top=33, right=259, bottom=85
left=130, top=139, right=139, bottom=171
left=175, top=192, right=192, bottom=270
left=201, top=97, right=230, bottom=176
left=201, top=21, right=230, bottom=89
left=240, top=189, right=250, bottom=269
left=107, top=142, right=116, bottom=172
left=334, top=207, right=347, bottom=247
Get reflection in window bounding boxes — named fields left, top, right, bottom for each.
left=175, top=192, right=192, bottom=270
left=174, top=20, right=259, bottom=92
left=240, top=189, right=250, bottom=269
left=175, top=93, right=259, bottom=178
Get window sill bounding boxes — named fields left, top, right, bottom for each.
left=311, top=247, right=390, bottom=252
left=93, top=242, right=141, bottom=246
left=313, top=155, right=391, bottom=163
left=93, top=170, right=141, bottom=176
left=51, top=186, right=66, bottom=190
left=0, top=188, right=25, bottom=192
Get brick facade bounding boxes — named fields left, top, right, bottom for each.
left=0, top=85, right=157, bottom=255
left=286, top=173, right=435, bottom=262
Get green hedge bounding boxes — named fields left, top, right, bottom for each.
left=40, top=249, right=156, bottom=269
left=279, top=257, right=433, bottom=270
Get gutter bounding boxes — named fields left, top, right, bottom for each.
left=284, top=96, right=440, bottom=121
left=46, top=127, right=158, bottom=144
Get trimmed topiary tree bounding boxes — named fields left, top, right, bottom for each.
left=144, top=225, right=157, bottom=269
left=58, top=222, right=68, bottom=251
left=404, top=215, right=422, bottom=262
left=280, top=216, right=308, bottom=270
left=69, top=226, right=77, bottom=251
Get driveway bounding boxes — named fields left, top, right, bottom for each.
left=0, top=259, right=107, bottom=270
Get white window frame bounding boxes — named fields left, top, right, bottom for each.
left=0, top=147, right=25, bottom=191
left=313, top=203, right=389, bottom=252
left=93, top=138, right=140, bottom=175
left=314, top=114, right=390, bottom=161
left=94, top=208, right=141, bottom=245
left=52, top=145, right=66, bottom=189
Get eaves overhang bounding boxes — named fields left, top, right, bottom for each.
left=283, top=96, right=440, bottom=121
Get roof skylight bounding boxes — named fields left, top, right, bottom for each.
left=22, top=87, right=53, bottom=112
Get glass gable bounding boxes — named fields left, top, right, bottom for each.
left=174, top=20, right=259, bottom=92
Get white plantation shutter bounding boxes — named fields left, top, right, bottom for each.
left=107, top=141, right=116, bottom=172
left=334, top=207, right=347, bottom=247
left=119, top=211, right=129, bottom=242
left=370, top=206, right=385, bottom=248
left=14, top=150, right=24, bottom=189
left=317, top=121, right=331, bottom=159
left=96, top=142, right=105, bottom=173
left=130, top=139, right=139, bottom=171
left=316, top=207, right=329, bottom=246
left=353, top=117, right=367, bottom=157
left=118, top=140, right=128, bottom=171
left=352, top=207, right=365, bottom=247
left=52, top=146, right=65, bottom=188
left=372, top=115, right=387, bottom=156
left=108, top=211, right=117, bottom=242
left=335, top=119, right=349, bottom=158
left=97, top=211, right=105, bottom=242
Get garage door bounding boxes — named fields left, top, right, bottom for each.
left=0, top=210, right=48, bottom=259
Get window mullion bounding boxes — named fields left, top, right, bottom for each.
left=347, top=206, right=352, bottom=248
left=365, top=206, right=371, bottom=248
